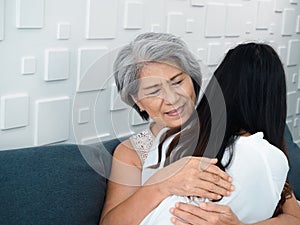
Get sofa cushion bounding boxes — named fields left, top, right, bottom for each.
left=285, top=126, right=300, bottom=200
left=0, top=144, right=110, bottom=225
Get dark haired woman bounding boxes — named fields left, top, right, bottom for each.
left=138, top=42, right=300, bottom=224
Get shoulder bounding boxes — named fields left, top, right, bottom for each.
left=113, top=139, right=142, bottom=168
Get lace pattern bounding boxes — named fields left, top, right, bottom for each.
left=130, top=128, right=154, bottom=164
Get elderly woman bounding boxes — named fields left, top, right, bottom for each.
left=100, top=32, right=300, bottom=225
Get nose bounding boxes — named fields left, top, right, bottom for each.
left=162, top=85, right=180, bottom=105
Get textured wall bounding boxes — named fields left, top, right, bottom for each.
left=0, top=0, right=300, bottom=150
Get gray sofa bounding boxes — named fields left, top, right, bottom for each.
left=0, top=127, right=299, bottom=225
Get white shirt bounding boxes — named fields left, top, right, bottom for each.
left=140, top=132, right=289, bottom=224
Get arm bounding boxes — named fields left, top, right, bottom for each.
left=169, top=193, right=300, bottom=225
left=100, top=141, right=234, bottom=225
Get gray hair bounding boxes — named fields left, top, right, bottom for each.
left=113, top=32, right=202, bottom=120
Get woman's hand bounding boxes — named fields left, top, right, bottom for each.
left=170, top=202, right=244, bottom=225
left=145, top=157, right=234, bottom=200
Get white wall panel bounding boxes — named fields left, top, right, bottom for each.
left=0, top=0, right=4, bottom=41
left=34, top=97, right=70, bottom=145
left=1, top=0, right=300, bottom=149
left=287, top=39, right=300, bottom=66
left=282, top=8, right=297, bottom=36
left=16, top=0, right=44, bottom=28
left=287, top=92, right=298, bottom=117
left=190, top=0, right=204, bottom=7
left=274, top=0, right=285, bottom=12
left=256, top=0, right=272, bottom=30
left=45, top=49, right=70, bottom=81
left=57, top=22, right=71, bottom=40
left=290, top=0, right=299, bottom=4
left=0, top=94, right=29, bottom=130
left=110, top=84, right=128, bottom=111
left=277, top=46, right=287, bottom=64
left=296, top=15, right=300, bottom=33
left=124, top=1, right=143, bottom=29
left=207, top=43, right=223, bottom=66
left=225, top=4, right=243, bottom=37
left=167, top=12, right=185, bottom=37
left=21, top=56, right=36, bottom=75
left=205, top=3, right=226, bottom=37
left=78, top=107, right=90, bottom=124
left=77, top=47, right=109, bottom=92
left=86, top=0, right=117, bottom=39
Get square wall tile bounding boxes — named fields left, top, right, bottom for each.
left=57, top=22, right=71, bottom=40
left=16, top=0, right=44, bottom=28
left=34, top=97, right=70, bottom=145
left=21, top=56, right=36, bottom=75
left=1, top=94, right=29, bottom=130
left=45, top=49, right=70, bottom=81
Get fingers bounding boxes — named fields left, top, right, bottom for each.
left=199, top=202, right=231, bottom=214
left=170, top=203, right=208, bottom=225
left=198, top=171, right=234, bottom=196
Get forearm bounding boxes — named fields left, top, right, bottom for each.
left=100, top=184, right=166, bottom=225
left=251, top=214, right=300, bottom=225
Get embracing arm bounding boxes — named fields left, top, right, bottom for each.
left=100, top=141, right=233, bottom=225
left=170, top=193, right=300, bottom=225
left=100, top=141, right=166, bottom=225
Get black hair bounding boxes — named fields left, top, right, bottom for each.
left=156, top=42, right=291, bottom=215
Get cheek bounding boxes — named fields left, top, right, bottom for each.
left=140, top=99, right=162, bottom=116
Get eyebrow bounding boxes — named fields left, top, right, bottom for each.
left=142, top=72, right=184, bottom=90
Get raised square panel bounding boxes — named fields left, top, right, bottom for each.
left=297, top=98, right=300, bottom=114
left=207, top=43, right=223, bottom=66
left=225, top=4, right=243, bottom=37
left=45, top=49, right=70, bottom=81
left=34, top=97, right=70, bottom=145
left=290, top=0, right=298, bottom=4
left=277, top=46, right=287, bottom=64
left=287, top=39, right=300, bottom=66
left=190, top=0, right=205, bottom=7
left=131, top=110, right=148, bottom=126
left=0, top=0, right=4, bottom=40
left=197, top=48, right=207, bottom=63
left=110, top=84, right=127, bottom=111
left=256, top=0, right=272, bottom=30
left=77, top=47, right=110, bottom=92
left=86, top=0, right=117, bottom=39
left=167, top=12, right=185, bottom=37
left=282, top=8, right=296, bottom=36
left=274, top=0, right=285, bottom=12
left=57, top=22, right=71, bottom=40
left=21, top=56, right=36, bottom=75
left=16, top=0, right=44, bottom=28
left=151, top=24, right=161, bottom=32
left=296, top=16, right=300, bottom=33
left=1, top=94, right=29, bottom=130
left=124, top=1, right=143, bottom=29
left=186, top=19, right=195, bottom=33
left=205, top=3, right=226, bottom=37
left=287, top=92, right=297, bottom=117
left=78, top=107, right=90, bottom=124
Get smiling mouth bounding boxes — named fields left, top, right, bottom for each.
left=165, top=105, right=184, bottom=117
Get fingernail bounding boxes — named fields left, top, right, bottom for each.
left=170, top=217, right=176, bottom=223
left=170, top=207, right=175, bottom=213
left=175, top=202, right=180, bottom=208
left=231, top=185, right=235, bottom=191
left=228, top=176, right=233, bottom=182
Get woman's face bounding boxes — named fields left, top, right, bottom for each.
left=133, top=62, right=197, bottom=128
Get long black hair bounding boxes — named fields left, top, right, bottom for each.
left=155, top=42, right=291, bottom=215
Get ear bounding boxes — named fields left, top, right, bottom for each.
left=131, top=95, right=145, bottom=112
